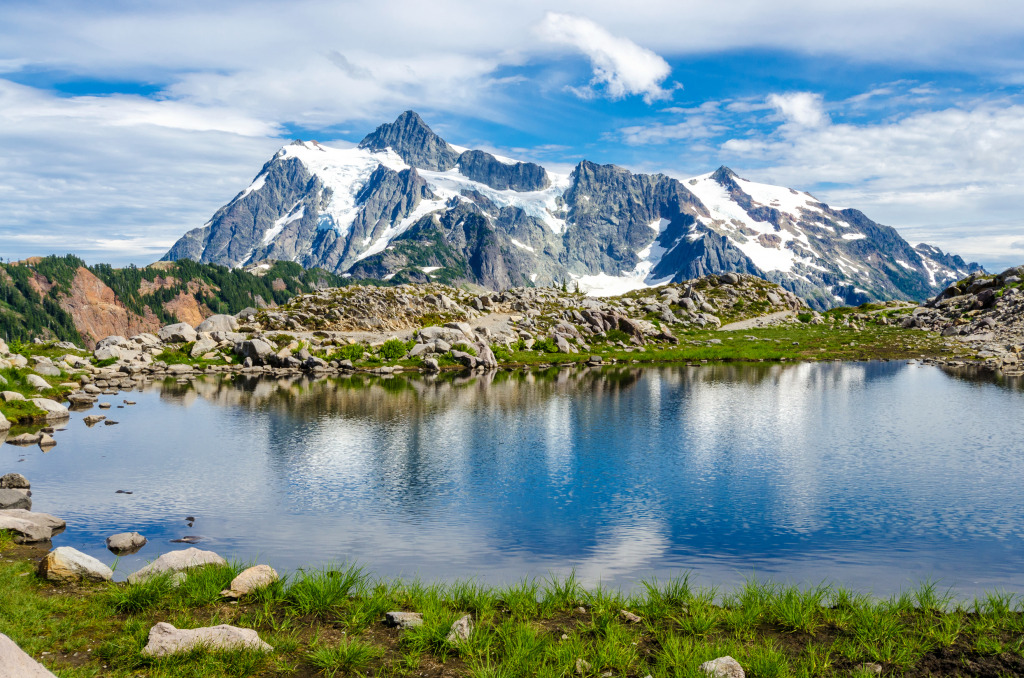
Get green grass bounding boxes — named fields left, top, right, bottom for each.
left=1, top=548, right=1024, bottom=677
left=307, top=637, right=384, bottom=677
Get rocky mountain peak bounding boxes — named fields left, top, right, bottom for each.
left=358, top=110, right=460, bottom=171
left=710, top=166, right=739, bottom=184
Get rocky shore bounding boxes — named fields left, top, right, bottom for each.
left=906, top=265, right=1024, bottom=375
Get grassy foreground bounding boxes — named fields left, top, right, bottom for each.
left=1, top=545, right=1023, bottom=677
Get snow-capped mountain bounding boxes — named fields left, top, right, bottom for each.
left=163, top=111, right=982, bottom=308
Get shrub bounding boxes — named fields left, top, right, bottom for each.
left=797, top=312, right=813, bottom=323
left=378, top=339, right=407, bottom=362
left=533, top=337, right=558, bottom=353
left=451, top=342, right=477, bottom=356
left=605, top=328, right=631, bottom=344
left=337, top=343, right=364, bottom=361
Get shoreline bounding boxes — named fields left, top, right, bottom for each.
left=2, top=539, right=1024, bottom=677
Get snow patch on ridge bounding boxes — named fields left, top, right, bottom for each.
left=281, top=141, right=408, bottom=239
left=262, top=205, right=305, bottom=245
left=419, top=167, right=571, bottom=235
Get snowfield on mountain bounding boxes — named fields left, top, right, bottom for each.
left=164, top=111, right=982, bottom=310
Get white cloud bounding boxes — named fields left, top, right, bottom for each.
left=536, top=12, right=674, bottom=103
left=766, top=92, right=829, bottom=128
left=0, top=80, right=281, bottom=266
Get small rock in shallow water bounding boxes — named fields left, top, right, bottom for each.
left=170, top=535, right=202, bottom=544
left=83, top=415, right=105, bottom=426
left=98, top=403, right=111, bottom=409
left=6, top=433, right=42, bottom=446
left=106, top=531, right=148, bottom=555
left=104, top=420, right=119, bottom=426
left=115, top=489, right=133, bottom=494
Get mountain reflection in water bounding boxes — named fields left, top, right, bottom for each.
left=18, top=361, right=1024, bottom=595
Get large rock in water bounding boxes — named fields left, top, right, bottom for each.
left=0, top=632, right=57, bottom=677
left=0, top=416, right=9, bottom=434
left=196, top=314, right=239, bottom=333
left=38, top=547, right=113, bottom=583
left=29, top=399, right=69, bottom=421
left=106, top=532, right=148, bottom=555
left=127, top=547, right=227, bottom=583
left=0, top=510, right=66, bottom=543
left=158, top=323, right=198, bottom=344
left=141, top=622, right=273, bottom=657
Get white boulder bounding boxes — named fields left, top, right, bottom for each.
left=127, top=547, right=227, bottom=583
left=38, top=547, right=113, bottom=583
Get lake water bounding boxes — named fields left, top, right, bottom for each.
left=9, top=361, right=1024, bottom=596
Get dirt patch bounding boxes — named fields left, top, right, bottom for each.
left=58, top=267, right=161, bottom=348
left=27, top=272, right=55, bottom=297
left=138, top=275, right=178, bottom=295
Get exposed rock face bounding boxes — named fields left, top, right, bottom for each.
left=358, top=110, right=461, bottom=171
left=38, top=546, right=114, bottom=583
left=57, top=267, right=161, bottom=349
left=141, top=622, right=273, bottom=657
left=165, top=111, right=981, bottom=309
left=162, top=290, right=207, bottom=327
left=0, top=632, right=58, bottom=677
left=457, top=150, right=549, bottom=191
left=127, top=547, right=227, bottom=583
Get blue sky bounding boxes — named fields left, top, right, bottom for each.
left=1, top=0, right=1022, bottom=270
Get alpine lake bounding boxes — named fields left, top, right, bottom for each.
left=11, top=360, right=1024, bottom=598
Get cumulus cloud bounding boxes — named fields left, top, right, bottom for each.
left=536, top=12, right=675, bottom=103
left=0, top=80, right=281, bottom=266
left=766, top=92, right=829, bottom=127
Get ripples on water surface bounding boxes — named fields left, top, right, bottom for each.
left=11, top=361, right=1024, bottom=595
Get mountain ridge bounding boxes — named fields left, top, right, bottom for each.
left=163, top=110, right=984, bottom=309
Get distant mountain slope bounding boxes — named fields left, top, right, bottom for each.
left=0, top=256, right=347, bottom=347
left=164, top=110, right=983, bottom=309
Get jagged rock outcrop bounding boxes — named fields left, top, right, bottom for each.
left=910, top=266, right=1024, bottom=370
left=457, top=150, right=549, bottom=192
left=358, top=110, right=461, bottom=171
